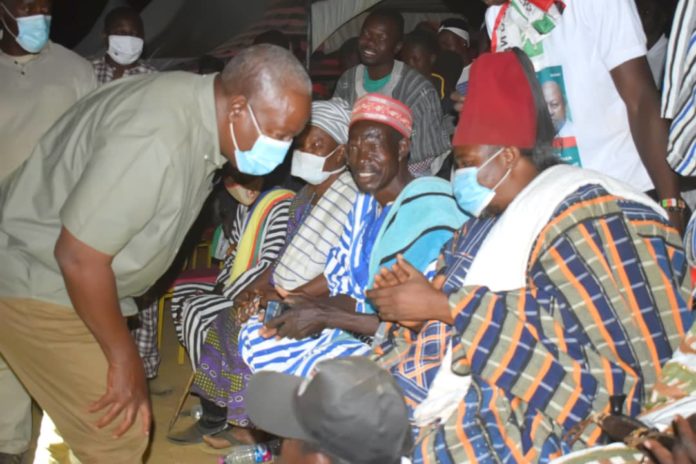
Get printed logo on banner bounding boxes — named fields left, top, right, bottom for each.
left=537, top=65, right=580, bottom=166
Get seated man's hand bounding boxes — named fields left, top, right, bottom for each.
left=373, top=258, right=411, bottom=289
left=367, top=254, right=452, bottom=325
left=644, top=415, right=696, bottom=464
left=234, top=290, right=265, bottom=325
left=264, top=295, right=328, bottom=340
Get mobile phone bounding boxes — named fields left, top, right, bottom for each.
left=264, top=300, right=289, bottom=324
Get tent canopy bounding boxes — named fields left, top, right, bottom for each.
left=207, top=0, right=486, bottom=60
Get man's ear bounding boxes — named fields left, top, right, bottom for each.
left=501, top=146, right=522, bottom=169
left=226, top=95, right=249, bottom=124
left=398, top=137, right=411, bottom=162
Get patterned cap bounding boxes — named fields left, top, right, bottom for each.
left=310, top=98, right=352, bottom=145
left=350, top=94, right=413, bottom=139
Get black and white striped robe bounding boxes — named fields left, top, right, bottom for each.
left=171, top=198, right=291, bottom=367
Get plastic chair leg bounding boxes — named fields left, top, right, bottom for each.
left=177, top=345, right=186, bottom=365
left=157, top=297, right=165, bottom=349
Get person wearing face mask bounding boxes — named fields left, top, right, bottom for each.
left=235, top=94, right=465, bottom=382
left=169, top=98, right=360, bottom=447
left=91, top=6, right=154, bottom=85
left=90, top=5, right=159, bottom=398
left=0, top=0, right=96, bottom=185
left=0, top=0, right=96, bottom=461
left=366, top=49, right=692, bottom=463
left=167, top=169, right=294, bottom=374
left=0, top=44, right=310, bottom=462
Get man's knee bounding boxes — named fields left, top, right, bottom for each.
left=70, top=422, right=148, bottom=464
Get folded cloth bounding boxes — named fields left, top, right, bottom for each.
left=365, top=176, right=469, bottom=313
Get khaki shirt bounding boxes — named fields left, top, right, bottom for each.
left=0, top=72, right=226, bottom=315
left=0, top=41, right=98, bottom=182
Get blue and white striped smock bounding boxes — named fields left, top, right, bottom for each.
left=240, top=177, right=465, bottom=377
left=239, top=193, right=382, bottom=377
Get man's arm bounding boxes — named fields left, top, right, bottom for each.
left=291, top=274, right=329, bottom=298
left=55, top=227, right=151, bottom=438
left=611, top=57, right=684, bottom=231
left=265, top=300, right=380, bottom=339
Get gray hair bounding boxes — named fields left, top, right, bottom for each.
left=220, top=44, right=311, bottom=99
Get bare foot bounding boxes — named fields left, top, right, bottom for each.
left=230, top=427, right=272, bottom=444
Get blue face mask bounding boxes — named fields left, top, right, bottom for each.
left=229, top=104, right=292, bottom=176
left=452, top=148, right=510, bottom=217
left=1, top=4, right=51, bottom=54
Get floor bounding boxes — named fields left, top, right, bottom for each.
left=144, top=314, right=219, bottom=464
left=25, top=313, right=224, bottom=464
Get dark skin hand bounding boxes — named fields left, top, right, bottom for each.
left=610, top=57, right=684, bottom=233
left=54, top=227, right=151, bottom=438
left=290, top=274, right=330, bottom=298
left=366, top=254, right=453, bottom=325
left=644, top=416, right=696, bottom=464
left=261, top=294, right=380, bottom=340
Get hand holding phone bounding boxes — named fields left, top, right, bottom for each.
left=263, top=300, right=289, bottom=325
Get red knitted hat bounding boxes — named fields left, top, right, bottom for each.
left=453, top=51, right=537, bottom=149
left=351, top=94, right=413, bottom=139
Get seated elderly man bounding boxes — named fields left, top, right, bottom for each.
left=171, top=98, right=359, bottom=445
left=0, top=44, right=310, bottom=462
left=238, top=94, right=467, bottom=378
left=367, top=49, right=692, bottom=462
left=246, top=357, right=413, bottom=464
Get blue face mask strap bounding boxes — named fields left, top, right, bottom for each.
left=246, top=103, right=263, bottom=136
left=230, top=103, right=263, bottom=152
left=479, top=147, right=504, bottom=170
left=479, top=147, right=511, bottom=192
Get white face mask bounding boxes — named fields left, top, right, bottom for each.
left=291, top=147, right=344, bottom=185
left=107, top=35, right=144, bottom=65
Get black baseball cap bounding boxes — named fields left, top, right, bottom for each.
left=246, top=357, right=413, bottom=464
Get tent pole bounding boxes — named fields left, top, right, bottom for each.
left=306, top=0, right=312, bottom=70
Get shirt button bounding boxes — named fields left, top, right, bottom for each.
left=204, top=155, right=209, bottom=160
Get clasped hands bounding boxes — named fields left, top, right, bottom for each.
left=365, top=254, right=453, bottom=327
